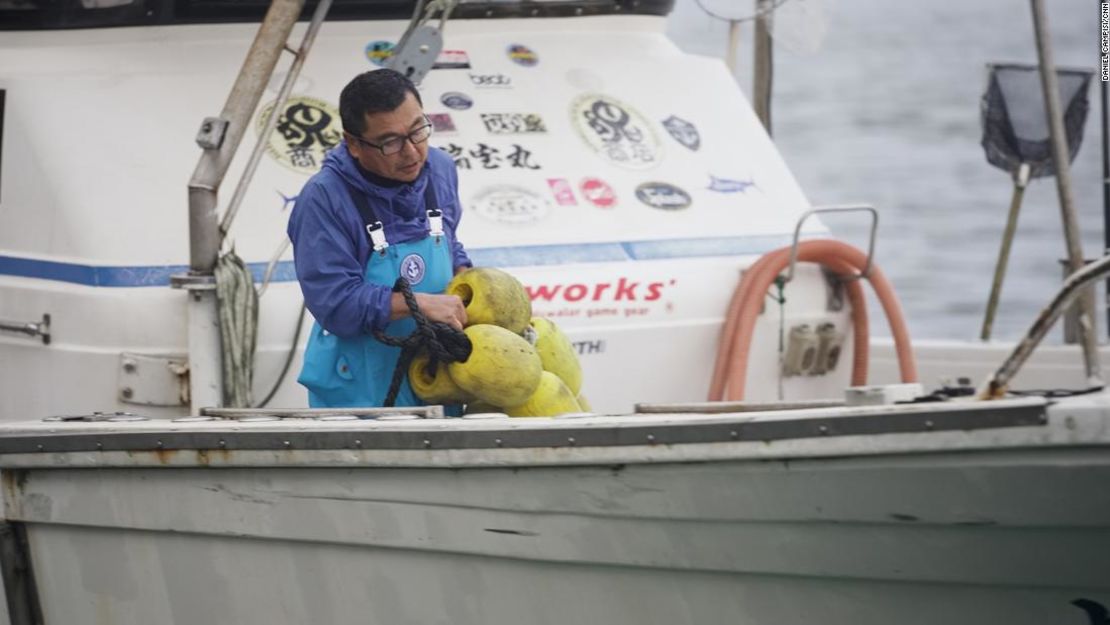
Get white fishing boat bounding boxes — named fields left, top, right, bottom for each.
left=0, top=0, right=1108, bottom=622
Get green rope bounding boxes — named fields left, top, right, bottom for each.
left=214, top=249, right=258, bottom=408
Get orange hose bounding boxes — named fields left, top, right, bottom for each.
left=710, top=249, right=868, bottom=400
left=709, top=239, right=916, bottom=401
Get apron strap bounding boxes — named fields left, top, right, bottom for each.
left=341, top=176, right=389, bottom=254
left=424, top=180, right=445, bottom=238
left=341, top=175, right=443, bottom=251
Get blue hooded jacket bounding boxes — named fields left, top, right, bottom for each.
left=287, top=143, right=471, bottom=339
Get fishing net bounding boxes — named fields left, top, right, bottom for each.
left=980, top=63, right=1093, bottom=179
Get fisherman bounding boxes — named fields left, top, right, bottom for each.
left=288, top=69, right=472, bottom=408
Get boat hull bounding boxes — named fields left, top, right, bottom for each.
left=2, top=398, right=1107, bottom=624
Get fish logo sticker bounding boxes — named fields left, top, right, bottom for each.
left=707, top=175, right=758, bottom=193
left=256, top=95, right=342, bottom=175
left=579, top=177, right=617, bottom=208
left=572, top=94, right=662, bottom=170
left=507, top=44, right=539, bottom=67
left=400, top=253, right=427, bottom=286
left=440, top=92, right=473, bottom=110
left=635, top=182, right=691, bottom=211
left=662, top=115, right=700, bottom=151
left=365, top=40, right=394, bottom=67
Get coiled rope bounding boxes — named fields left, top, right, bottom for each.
left=373, top=277, right=472, bottom=407
left=214, top=250, right=258, bottom=408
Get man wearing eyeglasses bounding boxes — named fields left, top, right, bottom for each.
left=288, top=69, right=472, bottom=408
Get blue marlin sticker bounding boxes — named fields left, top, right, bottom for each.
left=707, top=176, right=758, bottom=194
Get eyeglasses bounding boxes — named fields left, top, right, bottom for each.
left=348, top=119, right=433, bottom=156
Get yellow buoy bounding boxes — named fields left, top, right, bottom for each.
left=530, top=316, right=583, bottom=395
left=505, top=371, right=582, bottom=418
left=448, top=324, right=543, bottom=407
left=447, top=268, right=533, bottom=334
left=408, top=351, right=473, bottom=404
left=576, top=393, right=592, bottom=412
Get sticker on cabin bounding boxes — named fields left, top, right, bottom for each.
left=572, top=94, right=662, bottom=170
left=400, top=253, right=427, bottom=285
left=662, top=115, right=700, bottom=151
left=441, top=92, right=473, bottom=111
left=437, top=143, right=542, bottom=170
left=507, top=44, right=539, bottom=67
left=707, top=175, right=759, bottom=194
left=256, top=95, right=342, bottom=175
left=472, top=186, right=551, bottom=224
left=427, top=113, right=457, bottom=134
left=526, top=277, right=678, bottom=321
left=469, top=73, right=513, bottom=89
left=433, top=50, right=470, bottom=70
left=635, top=182, right=691, bottom=211
left=365, top=40, right=395, bottom=67
left=481, top=113, right=547, bottom=135
left=579, top=177, right=617, bottom=208
left=547, top=179, right=578, bottom=206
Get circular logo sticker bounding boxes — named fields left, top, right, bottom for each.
left=472, top=186, right=551, bottom=224
left=571, top=94, right=662, bottom=170
left=579, top=177, right=617, bottom=208
left=507, top=44, right=539, bottom=67
left=256, top=95, right=342, bottom=175
left=365, top=40, right=394, bottom=66
left=440, top=91, right=473, bottom=111
left=400, top=253, right=427, bottom=286
left=635, top=182, right=691, bottom=211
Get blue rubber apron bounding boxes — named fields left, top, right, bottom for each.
left=298, top=177, right=453, bottom=408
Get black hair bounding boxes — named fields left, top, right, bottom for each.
left=339, top=69, right=424, bottom=136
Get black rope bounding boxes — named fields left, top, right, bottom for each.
left=373, top=277, right=472, bottom=407
left=254, top=301, right=307, bottom=409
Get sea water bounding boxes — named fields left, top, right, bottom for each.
left=668, top=0, right=1104, bottom=341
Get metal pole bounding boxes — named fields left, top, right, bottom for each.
left=188, top=0, right=304, bottom=273
left=981, top=163, right=1031, bottom=340
left=1030, top=0, right=1102, bottom=384
left=726, top=19, right=741, bottom=76
left=752, top=0, right=773, bottom=133
left=182, top=0, right=305, bottom=413
left=219, top=0, right=333, bottom=242
left=982, top=253, right=1110, bottom=398
left=1102, top=0, right=1110, bottom=337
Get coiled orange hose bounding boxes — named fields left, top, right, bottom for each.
left=709, top=239, right=917, bottom=401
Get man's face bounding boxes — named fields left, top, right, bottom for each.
left=346, top=91, right=429, bottom=182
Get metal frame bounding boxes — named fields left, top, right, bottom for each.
left=0, top=520, right=42, bottom=625
left=0, top=403, right=1047, bottom=456
left=784, top=205, right=878, bottom=284
left=984, top=253, right=1110, bottom=397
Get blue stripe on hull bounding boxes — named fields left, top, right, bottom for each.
left=0, top=234, right=803, bottom=288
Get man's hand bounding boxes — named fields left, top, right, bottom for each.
left=391, top=292, right=468, bottom=330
